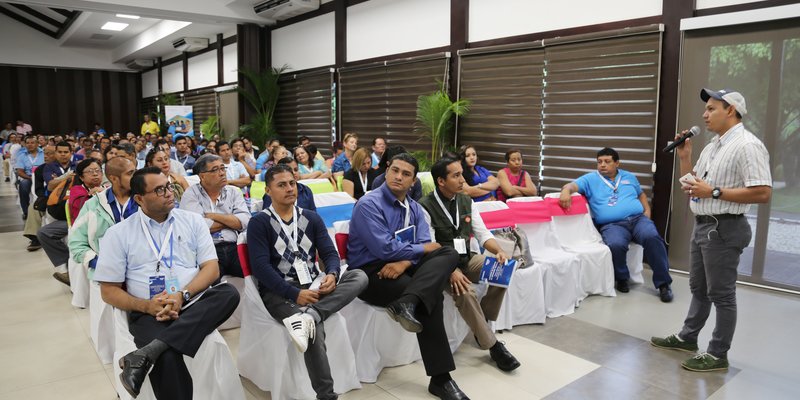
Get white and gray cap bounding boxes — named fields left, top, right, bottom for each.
left=700, top=88, right=747, bottom=116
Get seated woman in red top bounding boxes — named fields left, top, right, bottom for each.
left=68, top=158, right=105, bottom=221
left=497, top=148, right=537, bottom=202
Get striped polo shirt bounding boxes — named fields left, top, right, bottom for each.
left=690, top=123, right=772, bottom=216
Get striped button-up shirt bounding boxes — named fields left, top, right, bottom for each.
left=690, top=123, right=772, bottom=216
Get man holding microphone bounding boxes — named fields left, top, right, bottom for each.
left=651, top=88, right=772, bottom=372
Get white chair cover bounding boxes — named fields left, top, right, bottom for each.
left=217, top=276, right=245, bottom=330
left=543, top=193, right=615, bottom=299
left=339, top=298, right=421, bottom=383
left=89, top=280, right=114, bottom=364
left=184, top=174, right=200, bottom=186
left=627, top=244, right=645, bottom=284
left=68, top=256, right=89, bottom=308
left=472, top=200, right=548, bottom=327
left=237, top=276, right=361, bottom=398
left=112, top=308, right=244, bottom=400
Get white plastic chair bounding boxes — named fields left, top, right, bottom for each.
left=543, top=192, right=616, bottom=299
left=111, top=308, right=244, bottom=400
left=89, top=280, right=115, bottom=364
left=472, top=200, right=547, bottom=328
left=506, top=197, right=582, bottom=318
left=627, top=244, right=645, bottom=284
left=236, top=233, right=362, bottom=398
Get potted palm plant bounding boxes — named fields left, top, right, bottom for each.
left=237, top=65, right=288, bottom=145
left=413, top=81, right=471, bottom=171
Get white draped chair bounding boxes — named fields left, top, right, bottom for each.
left=543, top=192, right=616, bottom=300
left=68, top=255, right=89, bottom=308
left=236, top=233, right=362, bottom=398
left=89, top=280, right=115, bottom=364
left=627, top=244, right=645, bottom=284
left=217, top=275, right=245, bottom=330
left=111, top=308, right=244, bottom=400
left=506, top=197, right=581, bottom=318
left=471, top=200, right=547, bottom=328
left=333, top=220, right=422, bottom=383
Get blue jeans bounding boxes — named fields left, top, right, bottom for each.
left=598, top=213, right=672, bottom=288
left=18, top=178, right=32, bottom=216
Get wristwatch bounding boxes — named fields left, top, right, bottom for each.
left=181, top=289, right=191, bottom=303
left=712, top=187, right=722, bottom=199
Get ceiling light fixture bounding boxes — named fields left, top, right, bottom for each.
left=101, top=22, right=129, bottom=31
left=115, top=14, right=140, bottom=19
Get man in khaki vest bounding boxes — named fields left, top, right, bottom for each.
left=419, top=156, right=520, bottom=372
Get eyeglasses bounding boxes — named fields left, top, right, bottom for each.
left=145, top=184, right=176, bottom=197
left=202, top=166, right=227, bottom=175
left=83, top=168, right=102, bottom=175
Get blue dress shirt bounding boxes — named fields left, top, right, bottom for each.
left=347, top=183, right=430, bottom=268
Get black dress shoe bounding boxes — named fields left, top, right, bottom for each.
left=118, top=352, right=153, bottom=398
left=428, top=379, right=470, bottom=400
left=385, top=301, right=423, bottom=333
left=659, top=284, right=674, bottom=303
left=616, top=280, right=630, bottom=293
left=490, top=341, right=521, bottom=371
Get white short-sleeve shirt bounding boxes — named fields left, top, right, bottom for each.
left=94, top=208, right=218, bottom=299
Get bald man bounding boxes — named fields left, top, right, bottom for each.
left=69, top=157, right=140, bottom=276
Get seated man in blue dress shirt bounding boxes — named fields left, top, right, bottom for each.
left=347, top=154, right=468, bottom=400
left=559, top=147, right=673, bottom=302
left=248, top=164, right=367, bottom=400
left=95, top=167, right=240, bottom=399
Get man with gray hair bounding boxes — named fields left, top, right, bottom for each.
left=180, top=154, right=250, bottom=277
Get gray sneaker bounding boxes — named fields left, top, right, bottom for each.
left=650, top=334, right=698, bottom=353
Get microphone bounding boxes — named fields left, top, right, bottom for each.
left=663, top=126, right=700, bottom=153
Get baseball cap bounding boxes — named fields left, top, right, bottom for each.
left=700, top=88, right=747, bottom=116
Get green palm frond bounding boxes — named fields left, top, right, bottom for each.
left=237, top=65, right=288, bottom=143
left=414, top=82, right=471, bottom=165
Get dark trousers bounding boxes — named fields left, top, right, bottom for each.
left=599, top=213, right=673, bottom=288
left=18, top=178, right=31, bottom=216
left=356, top=246, right=459, bottom=376
left=128, top=283, right=240, bottom=400
left=679, top=216, right=751, bottom=359
left=260, top=269, right=368, bottom=400
left=215, top=241, right=243, bottom=278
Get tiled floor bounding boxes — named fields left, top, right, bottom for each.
left=1, top=177, right=799, bottom=399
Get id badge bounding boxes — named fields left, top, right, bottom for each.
left=165, top=276, right=180, bottom=294
left=295, top=259, right=312, bottom=285
left=453, top=238, right=467, bottom=255
left=149, top=275, right=166, bottom=298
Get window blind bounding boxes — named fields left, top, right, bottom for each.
left=274, top=69, right=334, bottom=157
left=338, top=54, right=450, bottom=154
left=457, top=43, right=545, bottom=176
left=540, top=29, right=662, bottom=195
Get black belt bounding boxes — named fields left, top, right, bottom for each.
left=214, top=241, right=236, bottom=247
left=695, top=214, right=743, bottom=224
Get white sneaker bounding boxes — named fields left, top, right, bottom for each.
left=282, top=313, right=315, bottom=353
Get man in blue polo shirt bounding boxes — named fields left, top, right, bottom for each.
left=14, top=135, right=44, bottom=220
left=559, top=147, right=673, bottom=302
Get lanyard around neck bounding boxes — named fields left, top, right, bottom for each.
left=433, top=189, right=459, bottom=230
left=270, top=205, right=299, bottom=252
left=597, top=171, right=621, bottom=192
left=139, top=213, right=174, bottom=273
left=398, top=198, right=411, bottom=229
left=357, top=170, right=368, bottom=192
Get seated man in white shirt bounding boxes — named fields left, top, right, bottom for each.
left=216, top=140, right=251, bottom=189
left=95, top=167, right=240, bottom=399
left=180, top=154, right=251, bottom=278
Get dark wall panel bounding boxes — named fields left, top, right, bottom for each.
left=0, top=66, right=140, bottom=135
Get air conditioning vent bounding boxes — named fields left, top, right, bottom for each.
left=254, top=0, right=318, bottom=22
left=172, top=37, right=209, bottom=52
left=125, top=59, right=155, bottom=70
